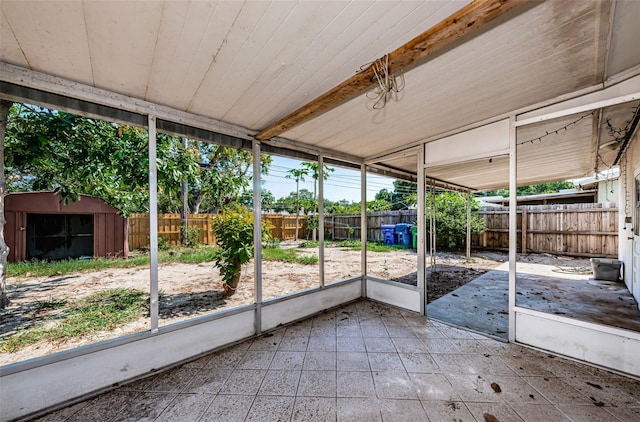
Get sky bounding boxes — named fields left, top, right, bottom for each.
left=256, top=156, right=396, bottom=203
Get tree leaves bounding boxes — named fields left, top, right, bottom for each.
left=5, top=105, right=269, bottom=217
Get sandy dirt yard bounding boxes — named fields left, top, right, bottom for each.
left=1, top=245, right=508, bottom=366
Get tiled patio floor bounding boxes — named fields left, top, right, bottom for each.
left=35, top=300, right=639, bottom=421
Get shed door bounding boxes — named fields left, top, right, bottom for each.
left=26, top=214, right=93, bottom=260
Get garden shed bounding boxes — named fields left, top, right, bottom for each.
left=5, top=191, right=129, bottom=262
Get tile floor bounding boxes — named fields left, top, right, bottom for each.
left=35, top=300, right=640, bottom=421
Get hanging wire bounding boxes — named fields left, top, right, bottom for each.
left=621, top=149, right=630, bottom=222
left=361, top=54, right=405, bottom=110
left=517, top=111, right=595, bottom=145
left=605, top=104, right=640, bottom=141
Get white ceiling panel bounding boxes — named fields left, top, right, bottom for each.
left=84, top=1, right=163, bottom=97
left=145, top=1, right=245, bottom=109
left=0, top=1, right=92, bottom=84
left=0, top=11, right=28, bottom=68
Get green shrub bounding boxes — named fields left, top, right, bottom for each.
left=210, top=205, right=271, bottom=296
left=181, top=225, right=202, bottom=247
left=427, top=192, right=486, bottom=249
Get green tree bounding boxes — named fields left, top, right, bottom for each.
left=5, top=105, right=271, bottom=217
left=427, top=192, right=485, bottom=249
left=481, top=181, right=575, bottom=197
left=285, top=167, right=309, bottom=239
left=366, top=199, right=393, bottom=212
left=391, top=180, right=417, bottom=210
left=239, top=189, right=275, bottom=211
left=375, top=188, right=393, bottom=202
left=182, top=143, right=271, bottom=214
left=300, top=162, right=334, bottom=240
left=5, top=105, right=199, bottom=216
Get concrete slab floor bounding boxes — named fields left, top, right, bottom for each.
left=32, top=300, right=639, bottom=422
left=427, top=262, right=640, bottom=340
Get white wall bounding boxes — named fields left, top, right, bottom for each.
left=598, top=178, right=619, bottom=203
left=516, top=308, right=640, bottom=376
left=366, top=278, right=421, bottom=313
left=620, top=130, right=640, bottom=303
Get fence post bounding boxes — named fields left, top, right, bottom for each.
left=521, top=207, right=527, bottom=254
left=332, top=215, right=335, bottom=241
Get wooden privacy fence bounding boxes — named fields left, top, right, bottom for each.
left=325, top=204, right=618, bottom=258
left=263, top=214, right=307, bottom=241
left=130, top=204, right=618, bottom=257
left=326, top=210, right=417, bottom=242
left=128, top=213, right=307, bottom=250
left=472, top=203, right=618, bottom=258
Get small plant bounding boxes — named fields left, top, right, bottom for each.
left=347, top=225, right=355, bottom=239
left=336, top=239, right=361, bottom=249
left=211, top=205, right=271, bottom=296
left=306, top=215, right=319, bottom=239
left=263, top=237, right=281, bottom=249
left=299, top=240, right=318, bottom=248
left=181, top=225, right=202, bottom=247
left=157, top=236, right=171, bottom=251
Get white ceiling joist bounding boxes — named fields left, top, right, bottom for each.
left=515, top=92, right=640, bottom=128
left=516, top=73, right=640, bottom=126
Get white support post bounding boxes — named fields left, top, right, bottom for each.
left=361, top=164, right=367, bottom=297
left=417, top=145, right=426, bottom=315
left=466, top=194, right=471, bottom=261
left=318, top=156, right=325, bottom=288
left=508, top=115, right=517, bottom=343
left=148, top=111, right=159, bottom=332
left=253, top=141, right=262, bottom=335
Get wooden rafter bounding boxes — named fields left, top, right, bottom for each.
left=255, top=0, right=528, bottom=141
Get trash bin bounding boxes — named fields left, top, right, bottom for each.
left=395, top=223, right=413, bottom=248
left=382, top=225, right=396, bottom=245
left=411, top=225, right=418, bottom=249
left=590, top=258, right=623, bottom=281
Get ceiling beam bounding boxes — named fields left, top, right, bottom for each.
left=255, top=0, right=528, bottom=141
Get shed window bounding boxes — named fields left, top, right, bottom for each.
left=26, top=214, right=93, bottom=260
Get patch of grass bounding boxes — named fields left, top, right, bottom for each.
left=8, top=246, right=222, bottom=278
left=1, top=288, right=147, bottom=353
left=324, top=240, right=406, bottom=252
left=366, top=242, right=408, bottom=252
left=33, top=298, right=67, bottom=312
left=333, top=239, right=361, bottom=248
left=262, top=248, right=318, bottom=265
left=299, top=240, right=318, bottom=248
left=167, top=247, right=219, bottom=264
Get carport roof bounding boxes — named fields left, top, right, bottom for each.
left=1, top=0, right=639, bottom=191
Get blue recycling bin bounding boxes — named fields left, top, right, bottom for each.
left=382, top=225, right=396, bottom=245
left=395, top=223, right=413, bottom=248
